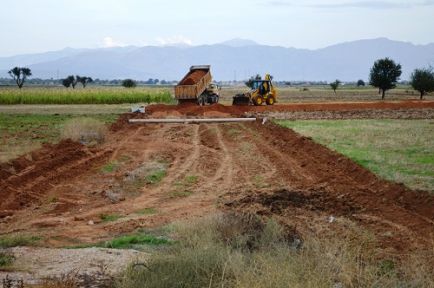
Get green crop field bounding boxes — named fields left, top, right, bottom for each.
left=0, top=86, right=174, bottom=104
left=277, top=119, right=434, bottom=193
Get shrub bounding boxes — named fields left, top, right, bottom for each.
left=0, top=234, right=40, bottom=248
left=122, top=79, right=137, bottom=88
left=116, top=213, right=434, bottom=288
left=0, top=252, right=14, bottom=267
left=61, top=118, right=107, bottom=145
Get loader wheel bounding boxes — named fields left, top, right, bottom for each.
left=254, top=97, right=263, bottom=106
left=266, top=97, right=275, bottom=105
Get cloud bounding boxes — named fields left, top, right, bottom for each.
left=103, top=37, right=125, bottom=48
left=268, top=0, right=434, bottom=9
left=156, top=35, right=193, bottom=47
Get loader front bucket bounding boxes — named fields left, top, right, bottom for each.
left=232, top=94, right=250, bottom=106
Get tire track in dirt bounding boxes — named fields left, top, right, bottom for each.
left=199, top=124, right=234, bottom=193
left=1, top=115, right=433, bottom=253
left=225, top=121, right=434, bottom=252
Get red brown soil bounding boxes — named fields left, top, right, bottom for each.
left=1, top=112, right=433, bottom=254
left=145, top=101, right=434, bottom=118
left=179, top=70, right=207, bottom=85
left=0, top=140, right=112, bottom=213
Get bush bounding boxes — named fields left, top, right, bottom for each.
left=122, top=79, right=137, bottom=88
left=61, top=118, right=107, bottom=145
left=116, top=213, right=434, bottom=288
left=0, top=252, right=14, bottom=267
left=0, top=234, right=40, bottom=248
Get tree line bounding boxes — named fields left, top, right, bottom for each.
left=327, top=58, right=434, bottom=99
left=6, top=60, right=434, bottom=99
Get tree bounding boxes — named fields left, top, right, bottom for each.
left=76, top=76, right=93, bottom=88
left=369, top=58, right=402, bottom=99
left=330, top=79, right=341, bottom=94
left=410, top=67, right=434, bottom=100
left=357, top=79, right=365, bottom=87
left=62, top=75, right=77, bottom=88
left=122, top=79, right=137, bottom=88
left=245, top=74, right=261, bottom=89
left=8, top=67, right=32, bottom=89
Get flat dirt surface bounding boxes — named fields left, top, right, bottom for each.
left=0, top=247, right=145, bottom=285
left=1, top=107, right=433, bottom=257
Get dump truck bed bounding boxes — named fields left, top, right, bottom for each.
left=175, top=65, right=212, bottom=100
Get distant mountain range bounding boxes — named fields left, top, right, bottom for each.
left=1, top=38, right=433, bottom=81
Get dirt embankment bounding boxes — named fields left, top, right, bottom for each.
left=136, top=101, right=434, bottom=120
left=0, top=110, right=433, bottom=253
left=0, top=140, right=111, bottom=215
left=224, top=121, right=434, bottom=251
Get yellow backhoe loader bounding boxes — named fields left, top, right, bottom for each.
left=232, top=74, right=277, bottom=105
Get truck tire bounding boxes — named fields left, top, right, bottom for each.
left=254, top=97, right=263, bottom=106
left=198, top=96, right=205, bottom=106
left=266, top=97, right=275, bottom=105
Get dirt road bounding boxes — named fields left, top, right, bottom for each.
left=1, top=115, right=433, bottom=253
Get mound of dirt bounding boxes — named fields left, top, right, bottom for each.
left=144, top=101, right=434, bottom=119
left=0, top=140, right=111, bottom=213
left=227, top=188, right=360, bottom=217
left=179, top=70, right=207, bottom=85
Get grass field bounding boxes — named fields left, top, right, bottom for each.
left=0, top=114, right=117, bottom=162
left=218, top=86, right=433, bottom=104
left=1, top=85, right=432, bottom=105
left=0, top=86, right=174, bottom=104
left=277, top=119, right=434, bottom=192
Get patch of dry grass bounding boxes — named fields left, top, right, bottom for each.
left=61, top=118, right=108, bottom=145
left=116, top=213, right=434, bottom=288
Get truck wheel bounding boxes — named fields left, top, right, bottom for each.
left=198, top=96, right=205, bottom=106
left=254, top=97, right=263, bottom=106
left=266, top=97, right=275, bottom=105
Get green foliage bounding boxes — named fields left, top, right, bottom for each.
left=62, top=75, right=77, bottom=88
left=76, top=76, right=93, bottom=88
left=0, top=114, right=117, bottom=162
left=369, top=58, right=402, bottom=99
left=101, top=161, right=119, bottom=173
left=329, top=79, right=341, bottom=93
left=277, top=119, right=434, bottom=192
left=145, top=169, right=166, bottom=184
left=410, top=66, right=434, bottom=99
left=357, top=79, right=365, bottom=87
left=136, top=207, right=157, bottom=215
left=0, top=235, right=41, bottom=248
left=101, top=234, right=170, bottom=249
left=116, top=214, right=433, bottom=288
left=122, top=79, right=137, bottom=88
left=0, top=87, right=173, bottom=104
left=100, top=213, right=122, bottom=222
left=0, top=252, right=14, bottom=267
left=8, top=67, right=32, bottom=89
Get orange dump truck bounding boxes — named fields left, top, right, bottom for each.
left=175, top=65, right=220, bottom=105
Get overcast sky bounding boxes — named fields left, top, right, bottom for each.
left=1, top=0, right=434, bottom=56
